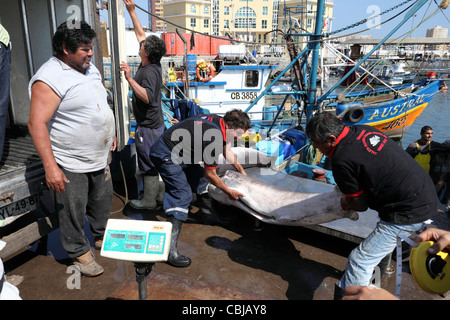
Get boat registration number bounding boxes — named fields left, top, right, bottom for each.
left=230, top=92, right=258, bottom=100
left=0, top=195, right=39, bottom=220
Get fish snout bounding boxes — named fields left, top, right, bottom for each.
left=345, top=210, right=359, bottom=221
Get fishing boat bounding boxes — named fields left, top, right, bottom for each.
left=366, top=58, right=417, bottom=85
left=328, top=78, right=442, bottom=139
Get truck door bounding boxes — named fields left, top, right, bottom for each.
left=0, top=0, right=99, bottom=127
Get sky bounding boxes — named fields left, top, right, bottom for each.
left=100, top=0, right=449, bottom=38
left=331, top=0, right=449, bottom=38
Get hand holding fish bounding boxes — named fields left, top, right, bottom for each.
left=226, top=188, right=244, bottom=201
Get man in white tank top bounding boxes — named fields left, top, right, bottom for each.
left=28, top=21, right=116, bottom=277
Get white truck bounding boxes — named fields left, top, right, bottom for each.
left=0, top=0, right=131, bottom=260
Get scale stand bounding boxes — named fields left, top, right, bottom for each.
left=134, top=262, right=154, bottom=300
left=100, top=219, right=173, bottom=300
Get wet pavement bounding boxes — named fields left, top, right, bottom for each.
left=2, top=176, right=450, bottom=301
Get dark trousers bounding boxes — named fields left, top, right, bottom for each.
left=0, top=42, right=11, bottom=163
left=51, top=166, right=113, bottom=258
left=150, top=139, right=208, bottom=221
left=135, top=125, right=165, bottom=176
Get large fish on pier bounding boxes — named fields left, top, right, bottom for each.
left=215, top=147, right=278, bottom=176
left=209, top=169, right=359, bottom=226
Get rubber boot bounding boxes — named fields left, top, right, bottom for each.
left=73, top=250, right=104, bottom=277
left=130, top=175, right=160, bottom=210
left=191, top=193, right=230, bottom=225
left=196, top=193, right=212, bottom=215
left=334, top=283, right=346, bottom=300
left=167, top=216, right=191, bottom=268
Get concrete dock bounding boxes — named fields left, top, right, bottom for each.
left=2, top=173, right=449, bottom=303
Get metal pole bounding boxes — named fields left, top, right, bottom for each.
left=305, top=0, right=325, bottom=123
left=135, top=262, right=154, bottom=300
left=244, top=45, right=309, bottom=113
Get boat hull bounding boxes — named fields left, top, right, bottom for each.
left=336, top=80, right=442, bottom=138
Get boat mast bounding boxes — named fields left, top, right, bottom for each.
left=305, top=0, right=325, bottom=123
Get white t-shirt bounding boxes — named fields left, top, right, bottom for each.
left=0, top=258, right=21, bottom=300
left=29, top=57, right=115, bottom=173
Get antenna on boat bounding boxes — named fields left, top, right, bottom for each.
left=304, top=0, right=326, bottom=123
left=176, top=28, right=190, bottom=99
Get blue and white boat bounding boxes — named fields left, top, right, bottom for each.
left=367, top=58, right=417, bottom=86
left=165, top=57, right=278, bottom=122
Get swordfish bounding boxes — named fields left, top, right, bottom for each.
left=209, top=169, right=359, bottom=226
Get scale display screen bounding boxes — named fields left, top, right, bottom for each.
left=101, top=219, right=172, bottom=262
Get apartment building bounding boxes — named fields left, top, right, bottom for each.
left=162, top=0, right=212, bottom=33
left=152, top=0, right=165, bottom=31
left=426, top=26, right=449, bottom=51
left=277, top=0, right=334, bottom=49
left=426, top=25, right=449, bottom=38
left=161, top=0, right=334, bottom=53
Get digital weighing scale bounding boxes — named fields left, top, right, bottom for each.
left=100, top=219, right=172, bottom=300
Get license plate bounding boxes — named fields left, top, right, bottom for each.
left=0, top=195, right=39, bottom=220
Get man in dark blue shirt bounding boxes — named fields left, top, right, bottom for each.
left=151, top=109, right=252, bottom=267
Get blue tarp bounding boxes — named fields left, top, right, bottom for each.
left=171, top=99, right=202, bottom=121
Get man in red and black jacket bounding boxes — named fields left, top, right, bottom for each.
left=306, top=112, right=438, bottom=299
left=150, top=109, right=251, bottom=267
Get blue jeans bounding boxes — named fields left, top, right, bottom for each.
left=0, top=42, right=11, bottom=163
left=150, top=139, right=208, bottom=221
left=338, top=220, right=425, bottom=288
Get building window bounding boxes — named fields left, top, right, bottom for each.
left=262, top=7, right=268, bottom=15
left=204, top=19, right=209, bottom=28
left=235, top=6, right=256, bottom=18
left=224, top=19, right=229, bottom=28
left=190, top=4, right=196, bottom=14
left=204, top=6, right=209, bottom=15
left=224, top=6, right=229, bottom=15
left=190, top=18, right=196, bottom=27
left=234, top=7, right=256, bottom=28
left=261, top=20, right=267, bottom=29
